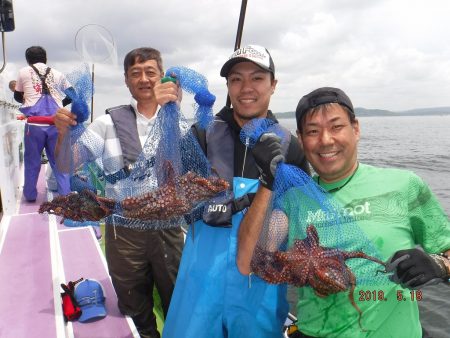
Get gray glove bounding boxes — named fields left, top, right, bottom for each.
left=386, top=247, right=448, bottom=289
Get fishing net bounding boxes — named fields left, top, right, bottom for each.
left=240, top=118, right=390, bottom=288
left=53, top=63, right=96, bottom=192
left=40, top=66, right=229, bottom=230
left=65, top=64, right=92, bottom=128
left=74, top=24, right=117, bottom=65
left=53, top=64, right=103, bottom=229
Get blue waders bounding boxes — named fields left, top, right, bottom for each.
left=163, top=177, right=288, bottom=338
left=23, top=124, right=70, bottom=201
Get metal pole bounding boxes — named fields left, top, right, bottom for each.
left=90, top=63, right=94, bottom=122
left=0, top=32, right=7, bottom=74
left=226, top=0, right=248, bottom=107
left=234, top=0, right=248, bottom=51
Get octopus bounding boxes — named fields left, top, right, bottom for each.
left=39, top=162, right=229, bottom=223
left=38, top=189, right=115, bottom=222
left=251, top=224, right=386, bottom=330
left=120, top=162, right=229, bottom=220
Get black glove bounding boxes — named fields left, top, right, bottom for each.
left=386, top=247, right=447, bottom=289
left=251, top=133, right=285, bottom=190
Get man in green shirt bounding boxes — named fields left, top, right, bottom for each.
left=237, top=87, right=450, bottom=337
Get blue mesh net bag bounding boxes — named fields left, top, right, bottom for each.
left=40, top=66, right=229, bottom=230
left=240, top=118, right=391, bottom=328
left=52, top=63, right=93, bottom=177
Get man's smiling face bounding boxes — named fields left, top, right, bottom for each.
left=125, top=59, right=162, bottom=103
left=298, top=103, right=360, bottom=183
left=226, top=61, right=277, bottom=127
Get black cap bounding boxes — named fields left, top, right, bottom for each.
left=220, top=45, right=275, bottom=78
left=295, top=87, right=354, bottom=122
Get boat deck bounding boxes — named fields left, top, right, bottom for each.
left=0, top=166, right=139, bottom=338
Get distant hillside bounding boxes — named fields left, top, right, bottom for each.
left=356, top=107, right=450, bottom=116
left=354, top=108, right=393, bottom=116
left=275, top=107, right=450, bottom=118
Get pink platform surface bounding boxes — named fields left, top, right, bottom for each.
left=0, top=165, right=138, bottom=338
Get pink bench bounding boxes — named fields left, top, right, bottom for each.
left=0, top=165, right=138, bottom=337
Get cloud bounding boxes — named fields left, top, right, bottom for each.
left=2, top=0, right=450, bottom=114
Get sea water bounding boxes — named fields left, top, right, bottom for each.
left=280, top=114, right=450, bottom=338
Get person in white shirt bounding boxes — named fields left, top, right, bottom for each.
left=14, top=46, right=72, bottom=201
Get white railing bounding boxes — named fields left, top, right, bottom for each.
left=0, top=101, right=23, bottom=215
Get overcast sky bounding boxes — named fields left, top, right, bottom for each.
left=2, top=0, right=450, bottom=117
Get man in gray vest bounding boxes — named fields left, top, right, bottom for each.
left=163, top=45, right=310, bottom=338
left=54, top=47, right=184, bottom=338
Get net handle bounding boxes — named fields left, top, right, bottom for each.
left=226, top=0, right=248, bottom=108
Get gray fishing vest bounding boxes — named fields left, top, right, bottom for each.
left=106, top=105, right=141, bottom=167
left=205, top=117, right=234, bottom=184
left=204, top=116, right=291, bottom=183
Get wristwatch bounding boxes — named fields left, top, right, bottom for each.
left=433, top=253, right=450, bottom=284
left=442, top=253, right=450, bottom=284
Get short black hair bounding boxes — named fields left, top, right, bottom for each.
left=25, top=46, right=47, bottom=65
left=123, top=47, right=163, bottom=74
left=297, top=103, right=356, bottom=133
